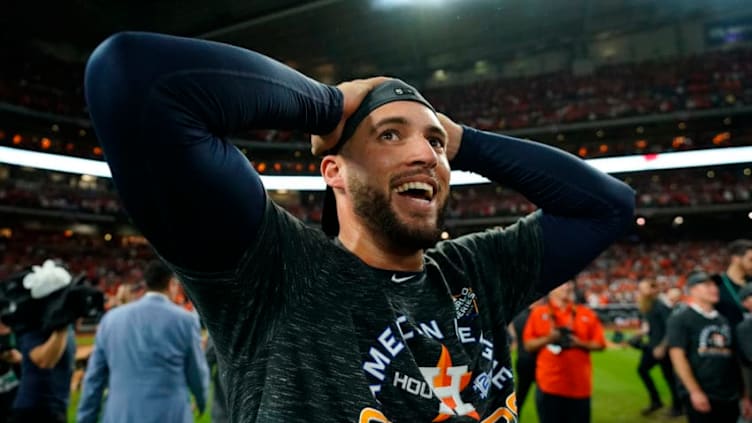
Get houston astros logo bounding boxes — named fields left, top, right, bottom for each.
left=420, top=345, right=479, bottom=421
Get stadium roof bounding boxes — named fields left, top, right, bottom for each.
left=3, top=0, right=748, bottom=80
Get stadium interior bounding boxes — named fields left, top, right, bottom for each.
left=2, top=0, right=752, bottom=422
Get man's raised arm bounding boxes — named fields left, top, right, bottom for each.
left=85, top=32, right=343, bottom=271
left=450, top=126, right=635, bottom=292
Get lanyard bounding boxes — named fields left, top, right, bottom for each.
left=721, top=274, right=745, bottom=312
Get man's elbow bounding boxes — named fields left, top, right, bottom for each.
left=85, top=32, right=146, bottom=114
left=610, top=182, right=636, bottom=230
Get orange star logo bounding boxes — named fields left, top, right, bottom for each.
left=420, top=345, right=480, bottom=422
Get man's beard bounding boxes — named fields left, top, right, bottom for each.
left=349, top=176, right=446, bottom=251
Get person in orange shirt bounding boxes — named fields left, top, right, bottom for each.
left=523, top=281, right=606, bottom=423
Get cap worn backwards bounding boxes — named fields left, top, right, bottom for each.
left=321, top=79, right=435, bottom=237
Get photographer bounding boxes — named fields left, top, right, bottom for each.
left=523, top=281, right=606, bottom=423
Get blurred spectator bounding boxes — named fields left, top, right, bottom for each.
left=667, top=287, right=685, bottom=308
left=510, top=302, right=539, bottom=414
left=634, top=279, right=681, bottom=417
left=667, top=271, right=740, bottom=423
left=0, top=321, right=21, bottom=423
left=76, top=260, right=209, bottom=423
left=734, top=284, right=752, bottom=422
left=711, top=239, right=752, bottom=328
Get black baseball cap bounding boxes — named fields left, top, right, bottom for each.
left=321, top=79, right=435, bottom=237
left=686, top=270, right=712, bottom=287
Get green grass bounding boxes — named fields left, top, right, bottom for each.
left=75, top=335, right=95, bottom=346
left=67, top=345, right=678, bottom=422
left=517, top=346, right=678, bottom=423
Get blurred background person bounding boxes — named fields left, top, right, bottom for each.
left=712, top=239, right=752, bottom=328
left=8, top=260, right=78, bottom=423
left=734, top=284, right=752, bottom=422
left=635, top=278, right=682, bottom=417
left=76, top=260, right=209, bottom=423
left=668, top=271, right=741, bottom=423
left=509, top=300, right=542, bottom=415
left=10, top=326, right=75, bottom=423
left=668, top=287, right=686, bottom=309
left=523, top=281, right=607, bottom=423
left=0, top=321, right=21, bottom=423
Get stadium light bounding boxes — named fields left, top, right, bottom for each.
left=372, top=0, right=452, bottom=9
left=2, top=145, right=752, bottom=191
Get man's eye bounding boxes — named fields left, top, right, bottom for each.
left=380, top=130, right=399, bottom=141
left=429, top=138, right=446, bottom=149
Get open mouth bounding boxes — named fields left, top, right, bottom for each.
left=394, top=181, right=435, bottom=202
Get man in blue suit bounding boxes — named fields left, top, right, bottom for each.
left=76, top=260, right=209, bottom=423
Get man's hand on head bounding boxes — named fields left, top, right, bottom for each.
left=436, top=113, right=463, bottom=161
left=311, top=77, right=391, bottom=156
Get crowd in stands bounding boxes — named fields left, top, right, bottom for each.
left=0, top=229, right=154, bottom=303
left=577, top=241, right=726, bottom=306
left=2, top=47, right=752, bottom=159
left=2, top=46, right=751, bottom=311
left=0, top=226, right=730, bottom=308
left=1, top=164, right=750, bottom=222
left=448, top=166, right=752, bottom=219
left=0, top=165, right=123, bottom=217
left=0, top=50, right=86, bottom=117
left=428, top=48, right=752, bottom=130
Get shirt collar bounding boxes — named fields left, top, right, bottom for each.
left=689, top=302, right=719, bottom=319
left=144, top=291, right=170, bottom=301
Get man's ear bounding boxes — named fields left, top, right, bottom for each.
left=321, top=155, right=346, bottom=189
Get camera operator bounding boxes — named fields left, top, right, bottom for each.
left=0, top=260, right=96, bottom=423
left=523, top=281, right=607, bottom=423
left=10, top=325, right=75, bottom=423
left=0, top=321, right=21, bottom=423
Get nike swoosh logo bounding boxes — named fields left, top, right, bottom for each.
left=391, top=274, right=415, bottom=283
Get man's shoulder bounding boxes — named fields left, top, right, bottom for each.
left=737, top=318, right=752, bottom=334
left=103, top=300, right=138, bottom=320
left=666, top=304, right=692, bottom=323
left=527, top=304, right=549, bottom=320
left=575, top=304, right=598, bottom=317
left=672, top=304, right=693, bottom=316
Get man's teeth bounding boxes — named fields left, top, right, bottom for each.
left=394, top=181, right=434, bottom=199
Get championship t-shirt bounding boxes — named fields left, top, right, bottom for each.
left=666, top=305, right=739, bottom=401
left=173, top=199, right=544, bottom=422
